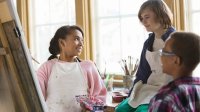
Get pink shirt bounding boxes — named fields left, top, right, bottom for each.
left=37, top=59, right=107, bottom=102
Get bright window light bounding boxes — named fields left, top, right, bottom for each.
left=92, top=0, right=148, bottom=75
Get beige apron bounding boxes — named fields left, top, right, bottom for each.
left=46, top=59, right=88, bottom=112
left=128, top=50, right=172, bottom=108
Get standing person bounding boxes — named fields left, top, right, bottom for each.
left=149, top=32, right=200, bottom=112
left=115, top=0, right=175, bottom=112
left=37, top=25, right=107, bottom=112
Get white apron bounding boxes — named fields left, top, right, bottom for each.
left=46, top=59, right=88, bottom=112
left=128, top=50, right=172, bottom=108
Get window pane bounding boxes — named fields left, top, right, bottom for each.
left=121, top=17, right=147, bottom=58
left=120, top=0, right=146, bottom=15
left=96, top=18, right=122, bottom=74
left=50, top=0, right=75, bottom=24
left=97, top=0, right=120, bottom=17
left=93, top=0, right=147, bottom=74
left=191, top=0, right=200, bottom=11
left=35, top=0, right=50, bottom=25
left=191, top=13, right=200, bottom=35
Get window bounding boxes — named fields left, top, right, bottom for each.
left=184, top=0, right=200, bottom=76
left=184, top=0, right=200, bottom=35
left=29, top=0, right=76, bottom=69
left=92, top=0, right=148, bottom=74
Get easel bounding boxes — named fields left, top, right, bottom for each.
left=0, top=47, right=15, bottom=112
left=0, top=0, right=46, bottom=111
left=0, top=20, right=45, bottom=112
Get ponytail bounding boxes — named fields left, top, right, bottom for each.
left=48, top=36, right=60, bottom=60
left=48, top=54, right=58, bottom=60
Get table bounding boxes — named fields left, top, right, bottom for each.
left=104, top=90, right=128, bottom=112
left=104, top=92, right=119, bottom=112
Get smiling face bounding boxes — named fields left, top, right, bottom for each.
left=140, top=8, right=164, bottom=32
left=59, top=29, right=84, bottom=60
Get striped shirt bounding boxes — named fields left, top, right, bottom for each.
left=149, top=77, right=200, bottom=112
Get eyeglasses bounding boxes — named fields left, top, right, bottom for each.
left=159, top=49, right=176, bottom=56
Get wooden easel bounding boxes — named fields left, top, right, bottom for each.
left=0, top=20, right=45, bottom=112
left=0, top=0, right=46, bottom=111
